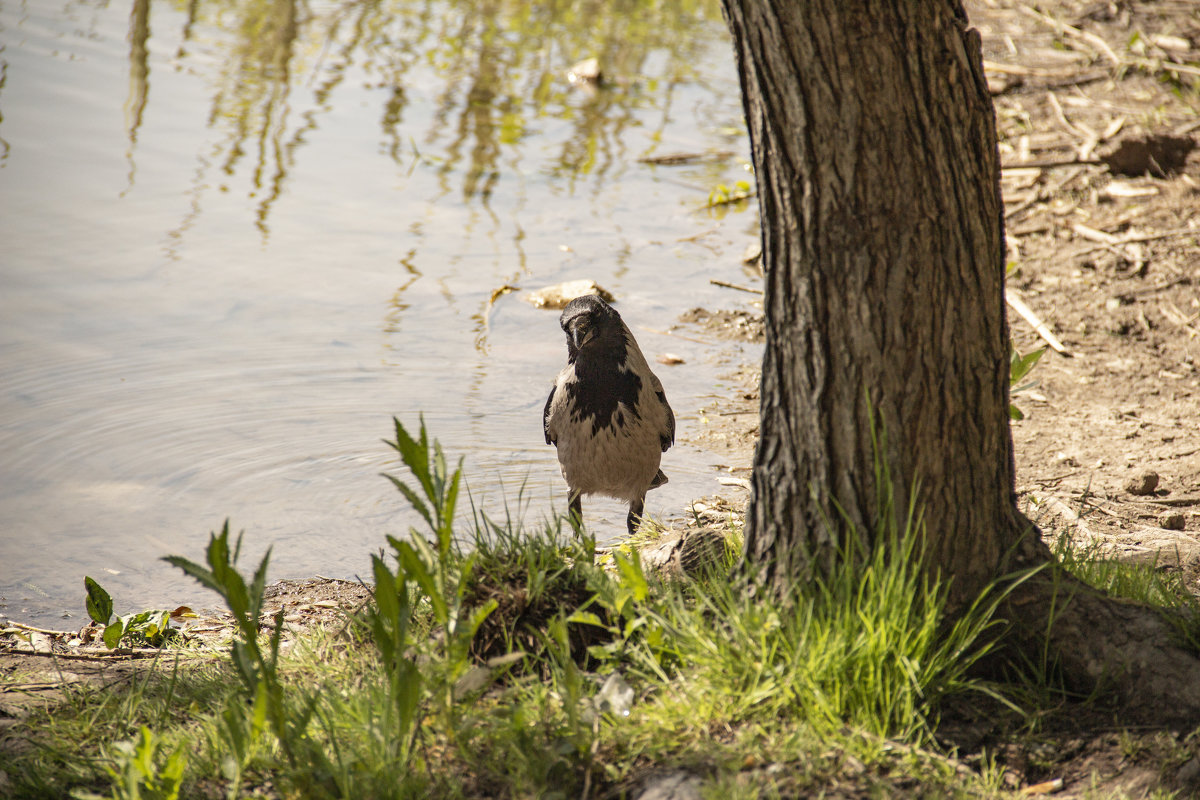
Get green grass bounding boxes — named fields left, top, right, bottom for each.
left=6, top=420, right=1199, bottom=798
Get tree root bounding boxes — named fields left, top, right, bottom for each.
left=1004, top=570, right=1200, bottom=726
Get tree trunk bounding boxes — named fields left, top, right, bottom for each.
left=722, top=0, right=1200, bottom=722
left=723, top=0, right=1032, bottom=602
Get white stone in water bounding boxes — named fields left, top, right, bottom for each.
left=525, top=280, right=614, bottom=310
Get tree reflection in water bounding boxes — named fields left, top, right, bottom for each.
left=126, top=0, right=724, bottom=229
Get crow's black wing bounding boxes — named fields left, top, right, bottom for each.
left=648, top=370, right=674, bottom=452
left=659, top=390, right=675, bottom=451
left=543, top=384, right=556, bottom=446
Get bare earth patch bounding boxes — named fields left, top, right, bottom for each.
left=683, top=0, right=1200, bottom=598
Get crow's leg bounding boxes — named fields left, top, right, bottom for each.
left=568, top=492, right=595, bottom=562
left=568, top=492, right=582, bottom=527
left=626, top=496, right=645, bottom=536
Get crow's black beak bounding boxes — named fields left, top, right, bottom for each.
left=570, top=319, right=595, bottom=350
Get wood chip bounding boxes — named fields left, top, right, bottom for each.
left=1103, top=181, right=1159, bottom=198
left=1071, top=223, right=1120, bottom=245
left=1022, top=777, right=1064, bottom=795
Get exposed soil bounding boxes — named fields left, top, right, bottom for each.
left=681, top=0, right=1200, bottom=581
left=978, top=1, right=1200, bottom=578
left=2, top=1, right=1200, bottom=797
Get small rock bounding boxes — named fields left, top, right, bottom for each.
left=741, top=240, right=762, bottom=266
left=1177, top=755, right=1200, bottom=785
left=636, top=770, right=703, bottom=800
left=1151, top=34, right=1192, bottom=53
left=1023, top=778, right=1064, bottom=795
left=594, top=671, right=634, bottom=717
left=987, top=74, right=1021, bottom=95
left=525, top=280, right=615, bottom=310
left=1124, top=469, right=1159, bottom=496
left=566, top=57, right=602, bottom=85
left=1161, top=513, right=1186, bottom=531
left=1054, top=451, right=1078, bottom=467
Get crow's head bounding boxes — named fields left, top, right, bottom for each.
left=560, top=294, right=624, bottom=359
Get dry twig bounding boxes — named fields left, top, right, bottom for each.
left=1006, top=289, right=1072, bottom=356
left=1017, top=5, right=1122, bottom=66
left=710, top=279, right=762, bottom=294
left=6, top=620, right=73, bottom=637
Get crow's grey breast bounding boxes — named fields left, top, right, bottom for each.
left=543, top=294, right=675, bottom=540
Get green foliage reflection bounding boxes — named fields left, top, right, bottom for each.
left=152, top=0, right=724, bottom=220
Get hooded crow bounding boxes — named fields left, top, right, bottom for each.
left=544, top=294, right=675, bottom=536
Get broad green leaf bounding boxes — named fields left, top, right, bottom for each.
left=231, top=640, right=259, bottom=693
left=103, top=619, right=125, bottom=649
left=1010, top=346, right=1046, bottom=383
left=394, top=658, right=422, bottom=740
left=250, top=681, right=270, bottom=739
left=84, top=576, right=113, bottom=625
left=372, top=556, right=400, bottom=622
left=441, top=463, right=463, bottom=537
left=388, top=417, right=436, bottom=502
left=267, top=609, right=285, bottom=669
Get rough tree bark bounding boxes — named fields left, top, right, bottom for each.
left=725, top=0, right=1028, bottom=601
left=722, top=0, right=1200, bottom=723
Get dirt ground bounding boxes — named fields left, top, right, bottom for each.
left=688, top=0, right=1200, bottom=573
left=3, top=1, right=1200, bottom=796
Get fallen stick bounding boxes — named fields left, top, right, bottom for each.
left=6, top=620, right=73, bottom=637
left=1114, top=228, right=1200, bottom=246
left=1017, top=5, right=1121, bottom=66
left=1127, top=496, right=1200, bottom=508
left=1006, top=289, right=1072, bottom=356
left=3, top=648, right=193, bottom=661
left=1002, top=157, right=1099, bottom=170
left=1071, top=222, right=1121, bottom=245
left=710, top=279, right=762, bottom=294
left=1004, top=165, right=1087, bottom=220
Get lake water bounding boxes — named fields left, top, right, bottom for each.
left=0, top=0, right=761, bottom=626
